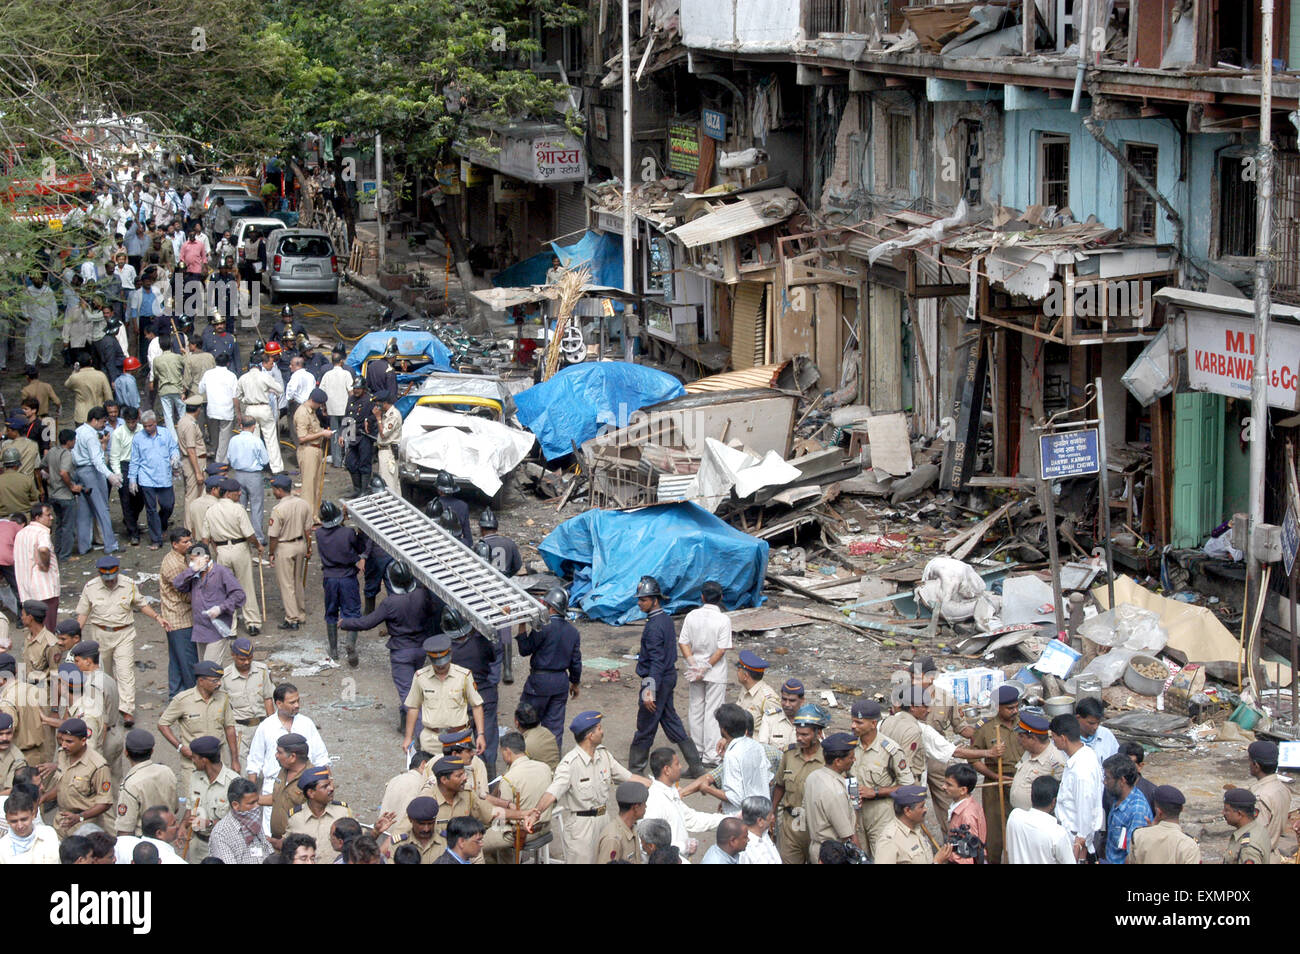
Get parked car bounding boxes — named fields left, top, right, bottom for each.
left=260, top=227, right=340, bottom=304
left=219, top=195, right=267, bottom=220
left=196, top=182, right=254, bottom=213
left=231, top=216, right=284, bottom=281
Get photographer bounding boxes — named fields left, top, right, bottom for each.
left=943, top=763, right=986, bottom=864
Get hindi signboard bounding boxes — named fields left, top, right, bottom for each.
left=1039, top=429, right=1100, bottom=480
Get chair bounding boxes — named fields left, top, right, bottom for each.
left=518, top=829, right=553, bottom=864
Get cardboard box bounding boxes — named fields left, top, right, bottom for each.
left=934, top=667, right=1003, bottom=707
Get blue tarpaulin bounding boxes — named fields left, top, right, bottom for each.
left=552, top=230, right=623, bottom=292
left=493, top=251, right=552, bottom=289
left=344, top=331, right=455, bottom=377
left=513, top=361, right=685, bottom=460
left=539, top=503, right=769, bottom=624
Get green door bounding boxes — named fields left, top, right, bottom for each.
left=1171, top=392, right=1224, bottom=548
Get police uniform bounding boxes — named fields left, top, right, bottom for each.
left=775, top=743, right=825, bottom=865
left=1129, top=818, right=1201, bottom=864
left=879, top=709, right=926, bottom=781
left=387, top=795, right=445, bottom=862
left=22, top=628, right=61, bottom=678
left=340, top=586, right=444, bottom=725
left=1248, top=743, right=1291, bottom=861
left=482, top=753, right=553, bottom=863
left=1225, top=819, right=1271, bottom=864
left=286, top=799, right=353, bottom=865
left=424, top=763, right=494, bottom=856
left=803, top=735, right=860, bottom=864
left=440, top=737, right=491, bottom=798
left=1009, top=715, right=1066, bottom=811
left=968, top=692, right=1024, bottom=865
left=268, top=483, right=313, bottom=625
left=379, top=767, right=427, bottom=824
left=376, top=403, right=401, bottom=496
left=546, top=712, right=634, bottom=866
left=405, top=644, right=483, bottom=754
left=222, top=657, right=273, bottom=763
left=517, top=614, right=582, bottom=749
left=479, top=532, right=522, bottom=577
left=316, top=523, right=364, bottom=626
left=51, top=731, right=113, bottom=839
left=116, top=757, right=179, bottom=835
left=201, top=325, right=240, bottom=371
left=269, top=764, right=309, bottom=839
left=202, top=486, right=261, bottom=628
left=450, top=629, right=502, bottom=774
left=188, top=756, right=239, bottom=863
left=294, top=398, right=327, bottom=519
left=343, top=388, right=376, bottom=494
left=595, top=815, right=642, bottom=863
left=157, top=683, right=235, bottom=794
left=177, top=400, right=208, bottom=504
left=76, top=565, right=149, bottom=715
left=0, top=714, right=27, bottom=790
left=72, top=666, right=123, bottom=772
left=853, top=732, right=915, bottom=857
left=631, top=607, right=687, bottom=757
left=524, top=725, right=561, bottom=771
left=185, top=482, right=222, bottom=549
left=438, top=494, right=474, bottom=548
left=737, top=657, right=782, bottom=741
left=874, top=816, right=936, bottom=864
left=365, top=356, right=397, bottom=404
left=0, top=672, right=53, bottom=764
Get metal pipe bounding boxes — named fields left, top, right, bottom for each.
left=1095, top=377, right=1116, bottom=609
left=1248, top=0, right=1276, bottom=693
left=1083, top=116, right=1184, bottom=270
left=622, top=0, right=634, bottom=361
left=375, top=133, right=384, bottom=268
left=1071, top=0, right=1090, bottom=112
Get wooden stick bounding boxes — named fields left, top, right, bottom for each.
left=995, top=723, right=1006, bottom=847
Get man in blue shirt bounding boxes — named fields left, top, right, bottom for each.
left=72, top=406, right=121, bottom=555
left=515, top=586, right=581, bottom=750
left=1076, top=697, right=1119, bottom=761
left=629, top=575, right=704, bottom=779
left=128, top=411, right=181, bottom=549
left=434, top=815, right=485, bottom=864
left=1101, top=753, right=1151, bottom=864
left=701, top=816, right=748, bottom=864
left=226, top=417, right=270, bottom=546
left=114, top=356, right=141, bottom=412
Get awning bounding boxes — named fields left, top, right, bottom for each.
left=685, top=361, right=789, bottom=393
left=670, top=187, right=800, bottom=248
left=1154, top=287, right=1300, bottom=321
left=454, top=121, right=586, bottom=184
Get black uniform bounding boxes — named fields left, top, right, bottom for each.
left=316, top=524, right=364, bottom=625
left=339, top=586, right=444, bottom=723
left=631, top=608, right=687, bottom=751
left=305, top=352, right=332, bottom=382
left=151, top=314, right=187, bottom=352
left=516, top=614, right=582, bottom=749
left=343, top=391, right=377, bottom=493
left=479, top=532, right=522, bottom=577
left=365, top=357, right=398, bottom=403
left=93, top=334, right=125, bottom=382
left=201, top=326, right=240, bottom=370
left=269, top=317, right=308, bottom=375
left=439, top=494, right=474, bottom=548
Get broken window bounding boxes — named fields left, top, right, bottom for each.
left=1124, top=143, right=1158, bottom=238
left=1217, top=153, right=1256, bottom=258
left=962, top=120, right=983, bottom=206
left=889, top=111, right=914, bottom=192
left=847, top=131, right=868, bottom=192
left=1039, top=134, right=1070, bottom=210
left=806, top=0, right=847, bottom=36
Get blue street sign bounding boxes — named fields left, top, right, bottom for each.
left=702, top=109, right=727, bottom=141
left=1039, top=429, right=1100, bottom=480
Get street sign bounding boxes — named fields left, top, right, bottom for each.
left=1283, top=501, right=1299, bottom=577
left=702, top=109, right=727, bottom=141
left=1039, top=428, right=1100, bottom=480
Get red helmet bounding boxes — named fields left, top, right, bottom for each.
left=264, top=341, right=283, bottom=356
left=123, top=356, right=142, bottom=372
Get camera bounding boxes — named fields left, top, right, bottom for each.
left=948, top=824, right=986, bottom=863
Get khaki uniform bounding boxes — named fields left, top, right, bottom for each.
left=203, top=497, right=261, bottom=627
left=419, top=782, right=494, bottom=864
left=737, top=680, right=782, bottom=741
left=853, top=734, right=915, bottom=857
left=76, top=577, right=150, bottom=714
left=1129, top=819, right=1201, bottom=864
left=185, top=494, right=219, bottom=550
left=546, top=744, right=633, bottom=866
left=69, top=670, right=122, bottom=773
left=0, top=746, right=27, bottom=791
left=760, top=710, right=796, bottom=750
left=269, top=765, right=308, bottom=839
left=452, top=752, right=490, bottom=799
left=879, top=710, right=925, bottom=780
left=874, top=817, right=936, bottom=865
left=1249, top=774, right=1292, bottom=860
left=387, top=830, right=445, bottom=864
left=0, top=677, right=53, bottom=763
left=115, top=759, right=179, bottom=835
left=1009, top=743, right=1067, bottom=811
left=376, top=404, right=402, bottom=495
left=22, top=628, right=61, bottom=679
left=404, top=663, right=483, bottom=753
left=286, top=801, right=353, bottom=864
left=268, top=493, right=312, bottom=624
left=6, top=436, right=39, bottom=478
left=775, top=745, right=825, bottom=865
left=483, top=754, right=553, bottom=862
left=293, top=403, right=326, bottom=519
left=181, top=351, right=215, bottom=398
left=595, top=815, right=642, bottom=863
left=803, top=765, right=857, bottom=863
left=176, top=413, right=208, bottom=504
left=222, top=661, right=273, bottom=763
left=51, top=745, right=113, bottom=838
left=380, top=768, right=426, bottom=826
left=1224, top=819, right=1271, bottom=864
left=188, top=764, right=240, bottom=863
left=0, top=472, right=37, bottom=516
left=236, top=368, right=284, bottom=474
left=524, top=725, right=560, bottom=771
left=21, top=379, right=59, bottom=416
left=158, top=686, right=235, bottom=793
left=65, top=367, right=113, bottom=424
left=969, top=716, right=1023, bottom=864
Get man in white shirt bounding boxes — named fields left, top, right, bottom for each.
left=245, top=682, right=330, bottom=799
left=737, top=795, right=781, bottom=864
left=198, top=354, right=239, bottom=462
left=319, top=348, right=353, bottom=467
left=698, top=703, right=771, bottom=813
left=284, top=355, right=316, bottom=417
left=20, top=274, right=58, bottom=368
left=677, top=581, right=731, bottom=768
left=1006, top=775, right=1075, bottom=864
left=112, top=806, right=188, bottom=865
left=0, top=789, right=60, bottom=865
left=643, top=746, right=726, bottom=860
left=1051, top=713, right=1104, bottom=862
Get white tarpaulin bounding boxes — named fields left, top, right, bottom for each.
left=399, top=406, right=536, bottom=497
left=690, top=437, right=802, bottom=511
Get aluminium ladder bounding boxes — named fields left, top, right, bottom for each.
left=345, top=490, right=546, bottom=638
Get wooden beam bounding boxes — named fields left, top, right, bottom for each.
left=885, top=76, right=911, bottom=88
left=914, top=282, right=970, bottom=298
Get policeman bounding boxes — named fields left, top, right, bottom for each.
left=875, top=784, right=954, bottom=865
left=303, top=341, right=332, bottom=383
left=849, top=698, right=915, bottom=858
left=772, top=702, right=828, bottom=865
left=222, top=637, right=274, bottom=764
left=446, top=607, right=503, bottom=777
left=315, top=500, right=365, bottom=665
left=342, top=378, right=377, bottom=498
left=362, top=530, right=394, bottom=614
left=200, top=313, right=240, bottom=371
left=183, top=733, right=239, bottom=862
left=401, top=634, right=484, bottom=757
left=202, top=478, right=263, bottom=635
left=295, top=388, right=332, bottom=521
left=629, top=576, right=703, bottom=778
left=438, top=727, right=490, bottom=798
left=157, top=659, right=239, bottom=795
left=384, top=794, right=444, bottom=863
left=1222, top=788, right=1270, bottom=864
left=434, top=471, right=473, bottom=548
left=1129, top=784, right=1201, bottom=864
left=365, top=341, right=398, bottom=403
left=285, top=765, right=353, bottom=864
left=340, top=561, right=444, bottom=731
left=516, top=587, right=581, bottom=750
left=267, top=474, right=312, bottom=631
left=375, top=395, right=402, bottom=496
left=765, top=677, right=802, bottom=750
left=477, top=508, right=522, bottom=576
left=44, top=717, right=113, bottom=839
left=268, top=306, right=308, bottom=376
left=440, top=507, right=468, bottom=547
left=736, top=650, right=782, bottom=742
left=802, top=731, right=859, bottom=863
left=70, top=639, right=124, bottom=772
left=115, top=728, right=179, bottom=836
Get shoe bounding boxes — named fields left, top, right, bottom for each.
left=345, top=631, right=358, bottom=668
left=627, top=744, right=650, bottom=776
left=327, top=623, right=339, bottom=659
left=130, top=537, right=140, bottom=546
left=247, top=625, right=260, bottom=636
left=278, top=619, right=296, bottom=630
left=677, top=739, right=707, bottom=779
left=148, top=543, right=161, bottom=551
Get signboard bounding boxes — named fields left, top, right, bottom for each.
left=592, top=106, right=609, bottom=141
left=1039, top=429, right=1101, bottom=480
left=702, top=109, right=727, bottom=141
left=667, top=123, right=700, bottom=175
left=939, top=333, right=987, bottom=490
left=492, top=174, right=532, bottom=203
left=456, top=129, right=586, bottom=184
left=1185, top=309, right=1300, bottom=411
left=532, top=139, right=585, bottom=181
left=1284, top=501, right=1299, bottom=577
left=460, top=160, right=489, bottom=186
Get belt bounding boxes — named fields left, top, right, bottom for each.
left=235, top=718, right=259, bottom=726
left=279, top=536, right=304, bottom=544
left=194, top=830, right=210, bottom=842
left=243, top=402, right=268, bottom=407
left=573, top=807, right=607, bottom=817
left=95, top=623, right=132, bottom=632
left=427, top=724, right=468, bottom=735
left=213, top=539, right=246, bottom=547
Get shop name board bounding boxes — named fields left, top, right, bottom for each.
left=493, top=175, right=532, bottom=203
left=702, top=109, right=727, bottom=141
left=668, top=123, right=700, bottom=175
left=1185, top=310, right=1300, bottom=411
left=534, top=140, right=585, bottom=180
left=1039, top=429, right=1100, bottom=480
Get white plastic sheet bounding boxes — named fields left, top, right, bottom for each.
left=399, top=406, right=536, bottom=497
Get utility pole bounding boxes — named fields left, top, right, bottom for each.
left=375, top=132, right=385, bottom=269
left=621, top=0, right=635, bottom=361
left=1247, top=0, right=1275, bottom=692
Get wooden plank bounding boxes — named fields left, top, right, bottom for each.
left=945, top=501, right=1015, bottom=557
left=727, top=607, right=817, bottom=631
left=729, top=282, right=765, bottom=370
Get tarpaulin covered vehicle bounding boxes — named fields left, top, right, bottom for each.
left=514, top=361, right=684, bottom=460
left=345, top=331, right=455, bottom=387
left=393, top=371, right=518, bottom=420
left=398, top=405, right=535, bottom=501
left=538, top=502, right=768, bottom=624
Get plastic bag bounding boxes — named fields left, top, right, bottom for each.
left=1077, top=603, right=1168, bottom=653
left=1075, top=647, right=1137, bottom=688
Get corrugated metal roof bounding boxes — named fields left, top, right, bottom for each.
left=670, top=188, right=800, bottom=249
left=685, top=361, right=789, bottom=393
